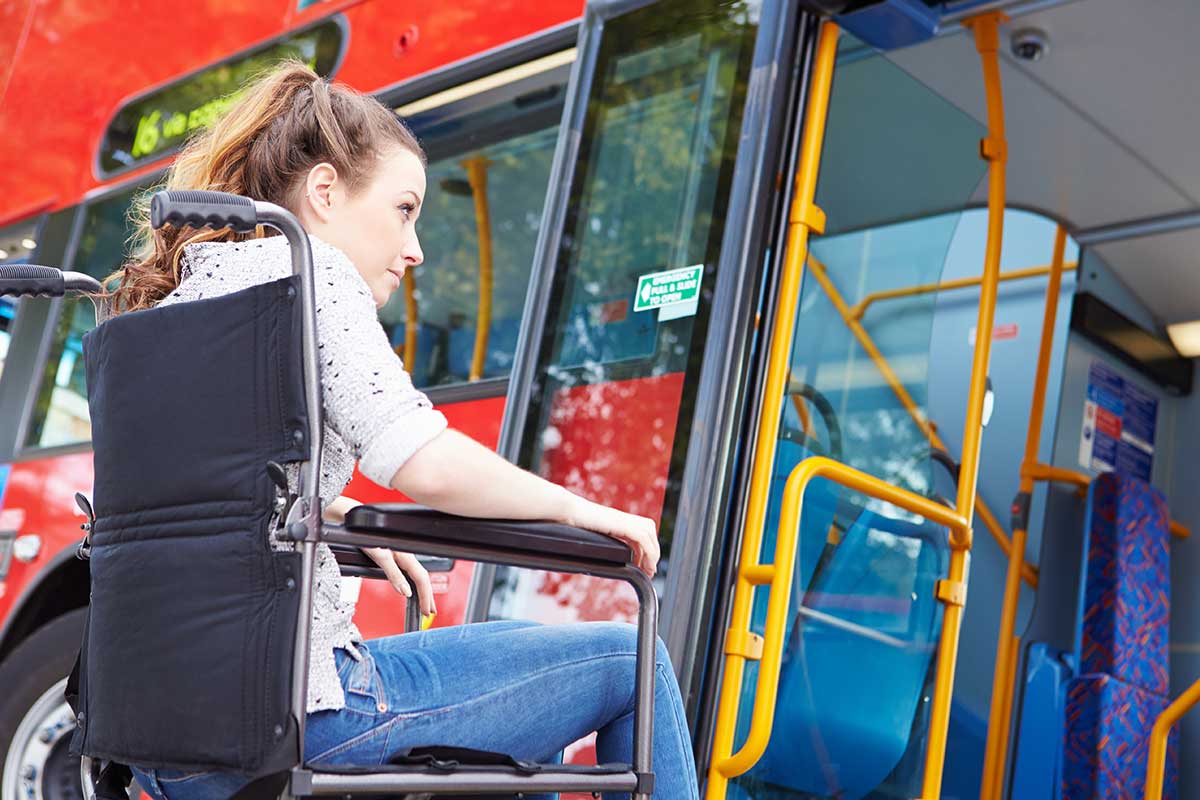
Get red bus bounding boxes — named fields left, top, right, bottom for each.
left=5, top=1, right=1200, bottom=799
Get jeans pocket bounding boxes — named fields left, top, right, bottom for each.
left=342, top=648, right=383, bottom=713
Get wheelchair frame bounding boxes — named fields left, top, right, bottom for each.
left=1, top=190, right=658, bottom=799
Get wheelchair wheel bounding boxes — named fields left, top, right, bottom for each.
left=0, top=608, right=87, bottom=800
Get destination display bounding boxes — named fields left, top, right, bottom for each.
left=97, top=19, right=345, bottom=177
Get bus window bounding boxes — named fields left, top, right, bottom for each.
left=380, top=53, right=570, bottom=389
left=20, top=54, right=572, bottom=449
left=23, top=188, right=141, bottom=450
left=488, top=0, right=758, bottom=622
left=0, top=218, right=44, bottom=381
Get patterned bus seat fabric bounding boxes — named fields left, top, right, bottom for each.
left=1062, top=472, right=1178, bottom=799
left=1062, top=675, right=1178, bottom=799
left=1077, top=472, right=1170, bottom=695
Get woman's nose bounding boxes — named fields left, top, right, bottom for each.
left=404, top=234, right=424, bottom=267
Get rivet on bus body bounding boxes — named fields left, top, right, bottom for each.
left=393, top=25, right=419, bottom=58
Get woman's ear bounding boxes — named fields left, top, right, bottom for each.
left=303, top=162, right=340, bottom=222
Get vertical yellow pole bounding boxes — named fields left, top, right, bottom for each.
left=921, top=12, right=1009, bottom=799
left=704, top=21, right=838, bottom=800
left=464, top=156, right=494, bottom=382
left=402, top=270, right=418, bottom=368
left=980, top=225, right=1067, bottom=799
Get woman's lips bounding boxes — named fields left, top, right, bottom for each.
left=387, top=268, right=404, bottom=288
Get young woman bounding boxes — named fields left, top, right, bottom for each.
left=101, top=63, right=699, bottom=800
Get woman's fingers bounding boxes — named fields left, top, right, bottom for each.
left=395, top=552, right=437, bottom=617
left=362, top=546, right=412, bottom=598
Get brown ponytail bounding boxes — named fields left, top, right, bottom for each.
left=101, top=61, right=424, bottom=315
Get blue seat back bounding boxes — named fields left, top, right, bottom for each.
left=747, top=504, right=949, bottom=799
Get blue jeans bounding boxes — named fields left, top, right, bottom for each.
left=129, top=620, right=698, bottom=800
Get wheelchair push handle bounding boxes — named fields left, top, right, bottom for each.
left=0, top=264, right=103, bottom=298
left=150, top=189, right=259, bottom=233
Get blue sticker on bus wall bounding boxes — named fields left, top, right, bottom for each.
left=1078, top=360, right=1157, bottom=481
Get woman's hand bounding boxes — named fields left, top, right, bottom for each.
left=360, top=547, right=437, bottom=618
left=563, top=492, right=660, bottom=578
left=323, top=495, right=436, bottom=617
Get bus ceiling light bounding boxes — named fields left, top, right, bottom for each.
left=1010, top=28, right=1049, bottom=61
left=21, top=238, right=37, bottom=250
left=1166, top=320, right=1200, bottom=357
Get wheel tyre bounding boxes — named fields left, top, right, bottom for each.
left=0, top=607, right=87, bottom=800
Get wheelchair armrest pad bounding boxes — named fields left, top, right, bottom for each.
left=342, top=503, right=634, bottom=566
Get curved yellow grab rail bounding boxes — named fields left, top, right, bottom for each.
left=1145, top=677, right=1200, bottom=799
left=703, top=20, right=839, bottom=800
left=720, top=456, right=968, bottom=782
left=463, top=155, right=494, bottom=381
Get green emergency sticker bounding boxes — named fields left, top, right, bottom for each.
left=633, top=265, right=703, bottom=312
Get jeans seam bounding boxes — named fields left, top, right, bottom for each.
left=659, top=661, right=695, bottom=794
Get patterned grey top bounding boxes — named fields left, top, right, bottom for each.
left=157, top=232, right=448, bottom=713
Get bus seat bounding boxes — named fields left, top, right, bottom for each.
left=1012, top=471, right=1178, bottom=799
left=1060, top=472, right=1178, bottom=799
left=749, top=507, right=949, bottom=799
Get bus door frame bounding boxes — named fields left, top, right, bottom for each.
left=463, top=0, right=821, bottom=735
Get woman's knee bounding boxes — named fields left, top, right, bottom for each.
left=591, top=621, right=672, bottom=668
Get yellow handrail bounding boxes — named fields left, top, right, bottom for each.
left=980, top=225, right=1068, bottom=800
left=703, top=20, right=839, bottom=800
left=463, top=155, right=494, bottom=382
left=401, top=270, right=418, bottom=369
left=729, top=455, right=969, bottom=776
left=849, top=260, right=1078, bottom=321
left=1145, top=677, right=1200, bottom=799
left=807, top=254, right=1038, bottom=587
left=921, top=13, right=1010, bottom=798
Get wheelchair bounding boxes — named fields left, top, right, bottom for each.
left=0, top=191, right=658, bottom=800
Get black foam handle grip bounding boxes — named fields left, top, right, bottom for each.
left=150, top=190, right=258, bottom=233
left=0, top=264, right=66, bottom=297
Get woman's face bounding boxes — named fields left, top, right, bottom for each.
left=300, top=146, right=427, bottom=308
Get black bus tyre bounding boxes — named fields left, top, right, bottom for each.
left=0, top=607, right=87, bottom=800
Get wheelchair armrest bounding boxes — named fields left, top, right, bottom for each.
left=337, top=503, right=634, bottom=570
left=326, top=533, right=455, bottom=576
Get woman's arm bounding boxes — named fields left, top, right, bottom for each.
left=323, top=494, right=437, bottom=616
left=390, top=429, right=660, bottom=577
left=322, top=495, right=361, bottom=524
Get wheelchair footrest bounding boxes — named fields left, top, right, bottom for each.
left=296, top=759, right=640, bottom=796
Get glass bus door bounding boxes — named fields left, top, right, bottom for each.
left=467, top=0, right=814, bottom=713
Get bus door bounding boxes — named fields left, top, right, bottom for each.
left=464, top=0, right=813, bottom=731
left=700, top=17, right=1010, bottom=800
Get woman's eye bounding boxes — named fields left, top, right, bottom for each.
left=398, top=204, right=415, bottom=220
